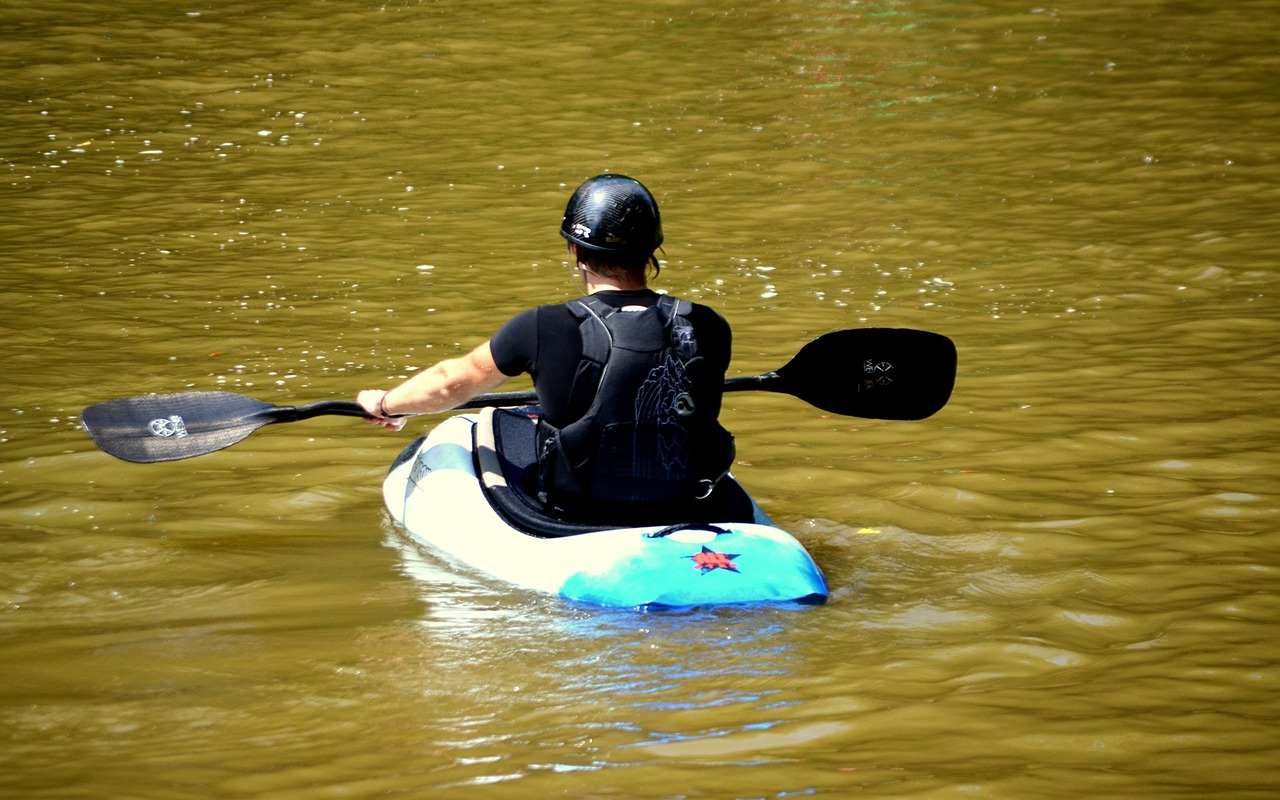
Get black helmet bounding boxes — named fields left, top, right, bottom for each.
left=560, top=174, right=663, bottom=257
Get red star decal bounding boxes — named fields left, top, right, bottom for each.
left=689, top=546, right=741, bottom=573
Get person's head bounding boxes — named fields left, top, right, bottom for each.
left=560, top=174, right=663, bottom=283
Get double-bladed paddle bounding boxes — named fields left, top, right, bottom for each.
left=81, top=327, right=956, bottom=463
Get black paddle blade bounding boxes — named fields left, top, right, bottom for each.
left=81, top=392, right=277, bottom=463
left=775, top=328, right=956, bottom=420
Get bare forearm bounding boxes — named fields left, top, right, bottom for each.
left=383, top=350, right=503, bottom=414
left=356, top=341, right=507, bottom=428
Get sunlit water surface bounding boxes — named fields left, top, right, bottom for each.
left=2, top=1, right=1278, bottom=797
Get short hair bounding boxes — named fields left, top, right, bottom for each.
left=570, top=243, right=661, bottom=280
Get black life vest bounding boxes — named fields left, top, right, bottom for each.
left=536, top=295, right=735, bottom=514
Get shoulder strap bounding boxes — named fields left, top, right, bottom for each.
left=567, top=297, right=614, bottom=366
left=657, top=295, right=693, bottom=320
left=657, top=295, right=698, bottom=361
left=557, top=298, right=614, bottom=424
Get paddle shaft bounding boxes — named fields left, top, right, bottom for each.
left=265, top=399, right=371, bottom=422
left=159, top=376, right=785, bottom=428
left=451, top=373, right=782, bottom=413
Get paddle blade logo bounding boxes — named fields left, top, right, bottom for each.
left=148, top=415, right=189, bottom=438
left=689, top=546, right=740, bottom=574
left=863, top=359, right=895, bottom=386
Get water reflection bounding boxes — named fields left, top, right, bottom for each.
left=385, top=525, right=830, bottom=774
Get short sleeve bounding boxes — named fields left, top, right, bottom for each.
left=489, top=308, right=538, bottom=377
left=691, top=304, right=732, bottom=373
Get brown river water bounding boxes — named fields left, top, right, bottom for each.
left=2, top=1, right=1278, bottom=797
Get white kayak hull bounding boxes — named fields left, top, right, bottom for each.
left=382, top=411, right=827, bottom=608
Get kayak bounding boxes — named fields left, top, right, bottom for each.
left=382, top=407, right=828, bottom=608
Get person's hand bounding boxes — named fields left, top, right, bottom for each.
left=357, top=389, right=409, bottom=432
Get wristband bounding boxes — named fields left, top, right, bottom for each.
left=377, top=391, right=393, bottom=418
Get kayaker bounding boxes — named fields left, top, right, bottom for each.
left=357, top=174, right=737, bottom=521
